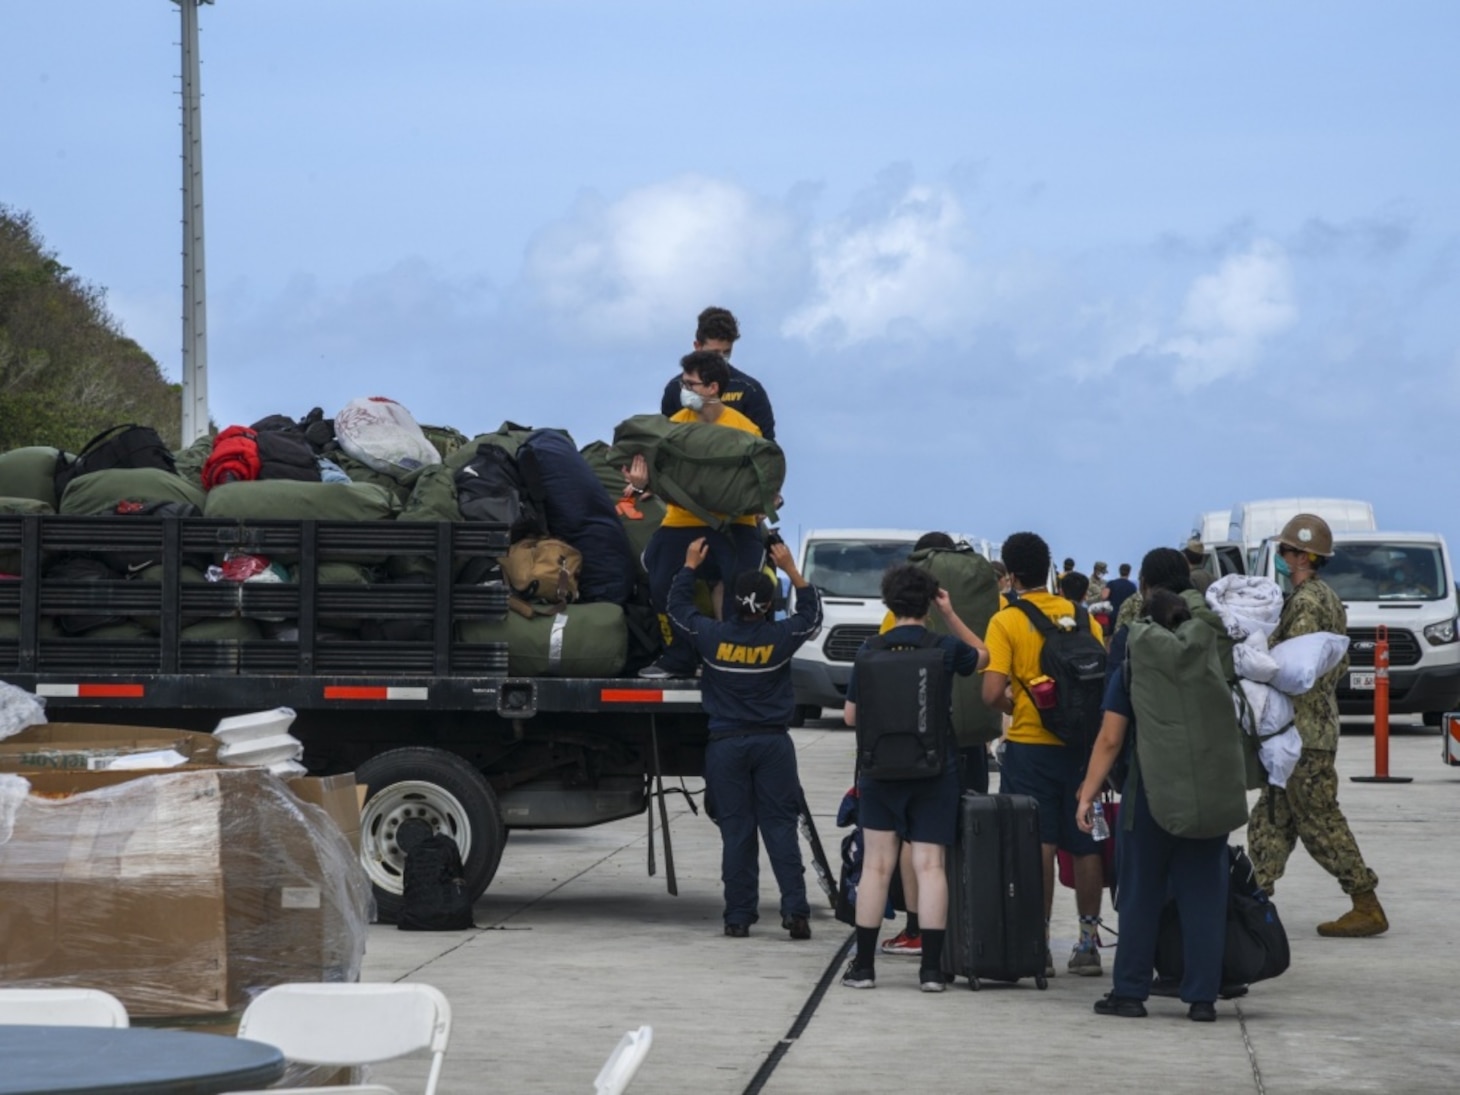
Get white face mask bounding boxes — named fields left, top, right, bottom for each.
left=679, top=386, right=705, bottom=412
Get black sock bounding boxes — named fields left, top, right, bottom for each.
left=906, top=912, right=921, bottom=936
left=920, top=928, right=946, bottom=972
left=855, top=926, right=880, bottom=969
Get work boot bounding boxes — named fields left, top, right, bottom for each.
left=1317, top=891, right=1389, bottom=937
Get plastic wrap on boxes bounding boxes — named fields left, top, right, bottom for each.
left=0, top=767, right=372, bottom=1019
left=0, top=682, right=46, bottom=741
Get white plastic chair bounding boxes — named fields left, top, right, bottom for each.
left=0, top=988, right=129, bottom=1028
left=594, top=1026, right=653, bottom=1095
left=237, top=984, right=450, bottom=1095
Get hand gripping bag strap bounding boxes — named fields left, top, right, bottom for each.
left=853, top=632, right=952, bottom=780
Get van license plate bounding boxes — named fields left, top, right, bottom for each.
left=1349, top=672, right=1376, bottom=691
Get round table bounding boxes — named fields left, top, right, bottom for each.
left=0, top=1026, right=285, bottom=1095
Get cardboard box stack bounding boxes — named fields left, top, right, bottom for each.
left=0, top=722, right=372, bottom=1020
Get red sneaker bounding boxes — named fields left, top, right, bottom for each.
left=879, top=929, right=922, bottom=956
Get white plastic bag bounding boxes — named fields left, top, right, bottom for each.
left=0, top=682, right=46, bottom=741
left=1269, top=632, right=1351, bottom=696
left=334, top=396, right=441, bottom=480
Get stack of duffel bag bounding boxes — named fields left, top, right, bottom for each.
left=447, top=423, right=637, bottom=677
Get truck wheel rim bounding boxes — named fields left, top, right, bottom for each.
left=360, top=780, right=475, bottom=895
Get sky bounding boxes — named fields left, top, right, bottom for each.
left=6, top=2, right=1459, bottom=569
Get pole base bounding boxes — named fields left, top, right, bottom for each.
left=1350, top=776, right=1414, bottom=784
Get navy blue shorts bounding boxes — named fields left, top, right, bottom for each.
left=998, top=740, right=1099, bottom=856
left=857, top=762, right=959, bottom=846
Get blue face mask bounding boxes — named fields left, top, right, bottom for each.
left=1275, top=555, right=1292, bottom=578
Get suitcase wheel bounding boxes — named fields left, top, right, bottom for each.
left=1035, top=975, right=1048, bottom=991
left=967, top=977, right=980, bottom=992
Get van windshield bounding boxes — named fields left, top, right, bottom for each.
left=803, top=540, right=914, bottom=598
left=1323, top=542, right=1447, bottom=602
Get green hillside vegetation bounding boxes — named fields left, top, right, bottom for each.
left=1, top=205, right=181, bottom=452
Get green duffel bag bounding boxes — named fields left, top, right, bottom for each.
left=69, top=620, right=152, bottom=641
left=460, top=602, right=627, bottom=677
left=181, top=617, right=263, bottom=641
left=1126, top=616, right=1251, bottom=840
left=204, top=480, right=400, bottom=521
left=420, top=424, right=470, bottom=461
left=0, top=447, right=64, bottom=509
left=0, top=616, right=62, bottom=639
left=607, top=414, right=784, bottom=529
left=391, top=465, right=464, bottom=581
left=443, top=421, right=568, bottom=471
left=60, top=468, right=205, bottom=515
left=911, top=542, right=1003, bottom=747
left=0, top=497, right=54, bottom=574
left=332, top=452, right=420, bottom=503
left=172, top=433, right=215, bottom=487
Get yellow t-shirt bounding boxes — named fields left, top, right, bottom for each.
left=659, top=406, right=762, bottom=529
left=982, top=591, right=1105, bottom=747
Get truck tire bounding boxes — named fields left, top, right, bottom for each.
left=356, top=746, right=506, bottom=923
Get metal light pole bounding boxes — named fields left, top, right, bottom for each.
left=176, top=0, right=214, bottom=444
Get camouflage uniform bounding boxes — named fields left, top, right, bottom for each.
left=1247, top=576, right=1379, bottom=896
left=1114, top=591, right=1144, bottom=634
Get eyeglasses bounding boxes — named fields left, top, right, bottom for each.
left=679, top=378, right=705, bottom=390
left=1278, top=545, right=1304, bottom=557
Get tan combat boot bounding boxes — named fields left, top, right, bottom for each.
left=1317, top=891, right=1389, bottom=937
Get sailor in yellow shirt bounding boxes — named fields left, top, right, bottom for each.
left=980, top=532, right=1106, bottom=980
left=628, top=350, right=768, bottom=679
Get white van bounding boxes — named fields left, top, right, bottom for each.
left=1253, top=531, right=1460, bottom=724
left=789, top=528, right=990, bottom=723
left=1230, top=499, right=1376, bottom=573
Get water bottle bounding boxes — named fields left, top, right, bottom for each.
left=1090, top=802, right=1110, bottom=842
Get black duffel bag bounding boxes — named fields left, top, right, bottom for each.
left=1155, top=845, right=1291, bottom=987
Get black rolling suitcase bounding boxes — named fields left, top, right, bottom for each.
left=944, top=792, right=1048, bottom=990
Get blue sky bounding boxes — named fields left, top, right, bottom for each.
left=7, top=2, right=1458, bottom=568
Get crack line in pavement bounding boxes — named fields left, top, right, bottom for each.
left=1235, top=1000, right=1266, bottom=1095
left=741, top=929, right=856, bottom=1095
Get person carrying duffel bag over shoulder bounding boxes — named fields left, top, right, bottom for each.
left=625, top=350, right=770, bottom=680
left=1077, top=548, right=1250, bottom=1023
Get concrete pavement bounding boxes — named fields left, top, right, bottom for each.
left=361, top=723, right=1459, bottom=1094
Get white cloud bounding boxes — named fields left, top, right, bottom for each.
left=1159, top=239, right=1297, bottom=388
left=782, top=184, right=976, bottom=345
left=520, top=175, right=798, bottom=343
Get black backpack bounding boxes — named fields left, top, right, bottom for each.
left=1011, top=599, right=1107, bottom=748
left=396, top=821, right=475, bottom=931
left=255, top=428, right=322, bottom=482
left=852, top=632, right=953, bottom=780
left=54, top=424, right=176, bottom=500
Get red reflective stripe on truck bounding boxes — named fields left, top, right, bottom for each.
left=325, top=686, right=389, bottom=701
left=78, top=684, right=144, bottom=699
left=36, top=683, right=144, bottom=699
left=601, top=689, right=660, bottom=703
left=323, top=686, right=430, bottom=702
left=599, top=689, right=701, bottom=704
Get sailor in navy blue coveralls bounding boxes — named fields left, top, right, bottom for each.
left=1080, top=664, right=1228, bottom=1014
left=667, top=537, right=822, bottom=936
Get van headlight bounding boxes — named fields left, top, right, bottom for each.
left=1423, top=618, right=1458, bottom=645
